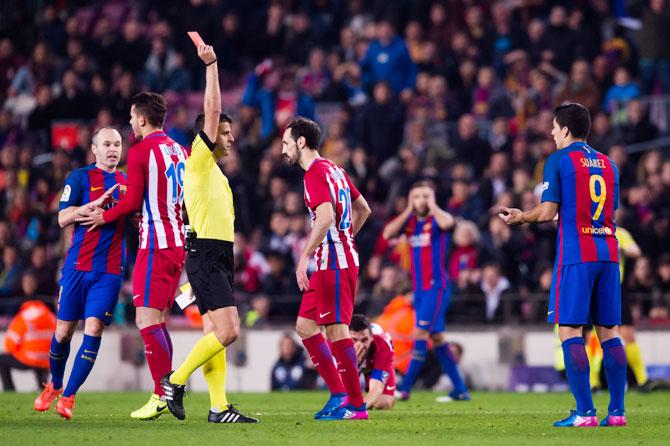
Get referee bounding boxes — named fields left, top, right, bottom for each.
left=161, top=43, right=257, bottom=423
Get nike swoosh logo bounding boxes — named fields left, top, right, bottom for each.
left=90, top=186, right=103, bottom=191
left=105, top=312, right=113, bottom=317
left=133, top=294, right=141, bottom=299
left=386, top=385, right=395, bottom=391
left=547, top=311, right=554, bottom=315
left=319, top=312, right=331, bottom=318
left=84, top=349, right=97, bottom=354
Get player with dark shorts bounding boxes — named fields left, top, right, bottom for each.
left=160, top=42, right=257, bottom=423
left=282, top=117, right=372, bottom=421
left=501, top=103, right=627, bottom=428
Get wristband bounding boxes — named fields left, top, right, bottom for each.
left=205, top=59, right=217, bottom=66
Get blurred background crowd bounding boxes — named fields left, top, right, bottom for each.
left=0, top=0, right=669, bottom=331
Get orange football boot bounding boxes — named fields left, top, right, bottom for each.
left=34, top=383, right=62, bottom=412
left=56, top=395, right=75, bottom=420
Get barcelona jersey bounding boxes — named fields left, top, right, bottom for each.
left=403, top=215, right=450, bottom=291
left=59, top=165, right=127, bottom=275
left=541, top=142, right=619, bottom=266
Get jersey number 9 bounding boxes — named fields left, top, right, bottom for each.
left=589, top=174, right=606, bottom=220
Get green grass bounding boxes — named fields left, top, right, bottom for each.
left=1, top=391, right=669, bottom=446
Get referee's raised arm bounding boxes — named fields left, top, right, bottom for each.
left=197, top=44, right=221, bottom=144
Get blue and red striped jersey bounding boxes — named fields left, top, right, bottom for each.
left=541, top=142, right=619, bottom=266
left=403, top=215, right=450, bottom=291
left=59, top=165, right=127, bottom=275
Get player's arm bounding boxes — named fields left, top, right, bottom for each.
left=366, top=375, right=386, bottom=407
left=351, top=195, right=371, bottom=237
left=426, top=187, right=455, bottom=231
left=499, top=202, right=558, bottom=225
left=198, top=44, right=221, bottom=146
left=295, top=202, right=335, bottom=291
left=59, top=184, right=119, bottom=228
left=382, top=191, right=415, bottom=239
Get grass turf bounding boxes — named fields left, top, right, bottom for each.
left=0, top=391, right=669, bottom=446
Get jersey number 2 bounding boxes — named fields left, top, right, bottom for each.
left=338, top=187, right=352, bottom=230
left=166, top=161, right=185, bottom=203
left=589, top=174, right=606, bottom=220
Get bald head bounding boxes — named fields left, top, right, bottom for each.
left=92, top=127, right=122, bottom=172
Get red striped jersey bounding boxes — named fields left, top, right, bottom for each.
left=403, top=215, right=451, bottom=291
left=59, top=165, right=127, bottom=275
left=541, top=142, right=619, bottom=265
left=303, top=158, right=361, bottom=271
left=103, top=131, right=189, bottom=250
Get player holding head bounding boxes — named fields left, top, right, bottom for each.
left=78, top=93, right=188, bottom=420
left=282, top=117, right=372, bottom=420
left=500, top=103, right=627, bottom=427
left=160, top=43, right=257, bottom=423
left=349, top=314, right=396, bottom=410
left=34, top=128, right=126, bottom=419
left=382, top=181, right=469, bottom=402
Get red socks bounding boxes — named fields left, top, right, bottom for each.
left=331, top=338, right=364, bottom=407
left=140, top=324, right=172, bottom=396
left=302, top=333, right=346, bottom=395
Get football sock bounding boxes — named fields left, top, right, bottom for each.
left=171, top=332, right=224, bottom=386
left=48, top=336, right=70, bottom=390
left=63, top=335, right=101, bottom=397
left=331, top=338, right=364, bottom=407
left=602, top=338, right=627, bottom=413
left=562, top=337, right=594, bottom=413
left=139, top=324, right=172, bottom=396
left=302, top=333, right=346, bottom=395
left=203, top=348, right=228, bottom=412
left=160, top=322, right=173, bottom=361
left=624, top=341, right=648, bottom=386
left=399, top=339, right=428, bottom=392
left=434, top=342, right=467, bottom=394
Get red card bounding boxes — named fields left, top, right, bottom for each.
left=187, top=31, right=205, bottom=48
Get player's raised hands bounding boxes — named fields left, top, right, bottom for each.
left=197, top=44, right=217, bottom=65
left=498, top=206, right=524, bottom=225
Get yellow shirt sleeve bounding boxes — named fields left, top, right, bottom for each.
left=616, top=227, right=634, bottom=252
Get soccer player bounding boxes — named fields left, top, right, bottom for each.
left=34, top=127, right=126, bottom=419
left=349, top=314, right=395, bottom=410
left=282, top=117, right=371, bottom=421
left=500, top=102, right=627, bottom=427
left=160, top=43, right=257, bottom=423
left=382, top=181, right=469, bottom=402
left=78, top=93, right=188, bottom=420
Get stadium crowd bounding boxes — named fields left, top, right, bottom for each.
left=0, top=0, right=669, bottom=328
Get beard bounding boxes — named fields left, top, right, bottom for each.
left=283, top=152, right=299, bottom=165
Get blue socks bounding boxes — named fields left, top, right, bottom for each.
left=64, top=335, right=101, bottom=397
left=49, top=336, right=70, bottom=390
left=562, top=337, right=594, bottom=413
left=400, top=339, right=427, bottom=392
left=602, top=337, right=627, bottom=413
left=435, top=343, right=467, bottom=394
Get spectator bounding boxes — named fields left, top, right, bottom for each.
left=628, top=0, right=670, bottom=94
left=478, top=262, right=512, bottom=323
left=620, top=99, right=659, bottom=145
left=449, top=220, right=481, bottom=292
left=554, top=59, right=601, bottom=113
left=28, top=245, right=56, bottom=296
left=603, top=67, right=640, bottom=113
left=0, top=245, right=22, bottom=300
left=541, top=5, right=577, bottom=73
left=453, top=114, right=492, bottom=177
left=271, top=333, right=316, bottom=391
left=283, top=10, right=315, bottom=65
left=114, top=20, right=150, bottom=74
left=627, top=256, right=657, bottom=318
left=143, top=38, right=191, bottom=92
left=360, top=18, right=417, bottom=101
left=651, top=253, right=670, bottom=319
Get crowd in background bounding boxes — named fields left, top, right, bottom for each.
left=0, top=0, right=669, bottom=328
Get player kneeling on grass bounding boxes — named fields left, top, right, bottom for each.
left=34, top=128, right=126, bottom=420
left=350, top=315, right=395, bottom=410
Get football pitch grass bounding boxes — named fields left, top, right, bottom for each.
left=1, top=391, right=669, bottom=446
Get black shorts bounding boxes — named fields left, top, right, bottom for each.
left=185, top=239, right=236, bottom=314
left=621, top=291, right=633, bottom=326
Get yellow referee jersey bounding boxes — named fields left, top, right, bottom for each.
left=184, top=131, right=234, bottom=242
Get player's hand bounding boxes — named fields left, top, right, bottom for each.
left=89, top=183, right=119, bottom=209
left=197, top=44, right=217, bottom=65
left=354, top=341, right=366, bottom=365
left=406, top=189, right=417, bottom=214
left=76, top=207, right=106, bottom=232
left=498, top=206, right=524, bottom=225
left=425, top=187, right=438, bottom=212
left=296, top=255, right=310, bottom=292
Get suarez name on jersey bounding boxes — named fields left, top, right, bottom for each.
left=103, top=131, right=189, bottom=250
left=59, top=165, right=127, bottom=275
left=303, top=158, right=360, bottom=271
left=403, top=215, right=450, bottom=291
left=541, top=142, right=619, bottom=266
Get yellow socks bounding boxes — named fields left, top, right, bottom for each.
left=171, top=332, right=224, bottom=385
left=203, top=348, right=228, bottom=411
left=625, top=341, right=648, bottom=385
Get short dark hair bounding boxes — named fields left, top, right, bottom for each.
left=350, top=314, right=371, bottom=332
left=286, top=117, right=321, bottom=149
left=410, top=179, right=435, bottom=191
left=194, top=113, right=233, bottom=132
left=554, top=103, right=591, bottom=139
left=131, top=92, right=167, bottom=128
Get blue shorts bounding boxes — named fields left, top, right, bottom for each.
left=58, top=269, right=122, bottom=325
left=548, top=262, right=621, bottom=326
left=414, top=287, right=451, bottom=333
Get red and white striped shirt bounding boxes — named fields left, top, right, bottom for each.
left=103, top=131, right=189, bottom=249
left=303, top=158, right=361, bottom=271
